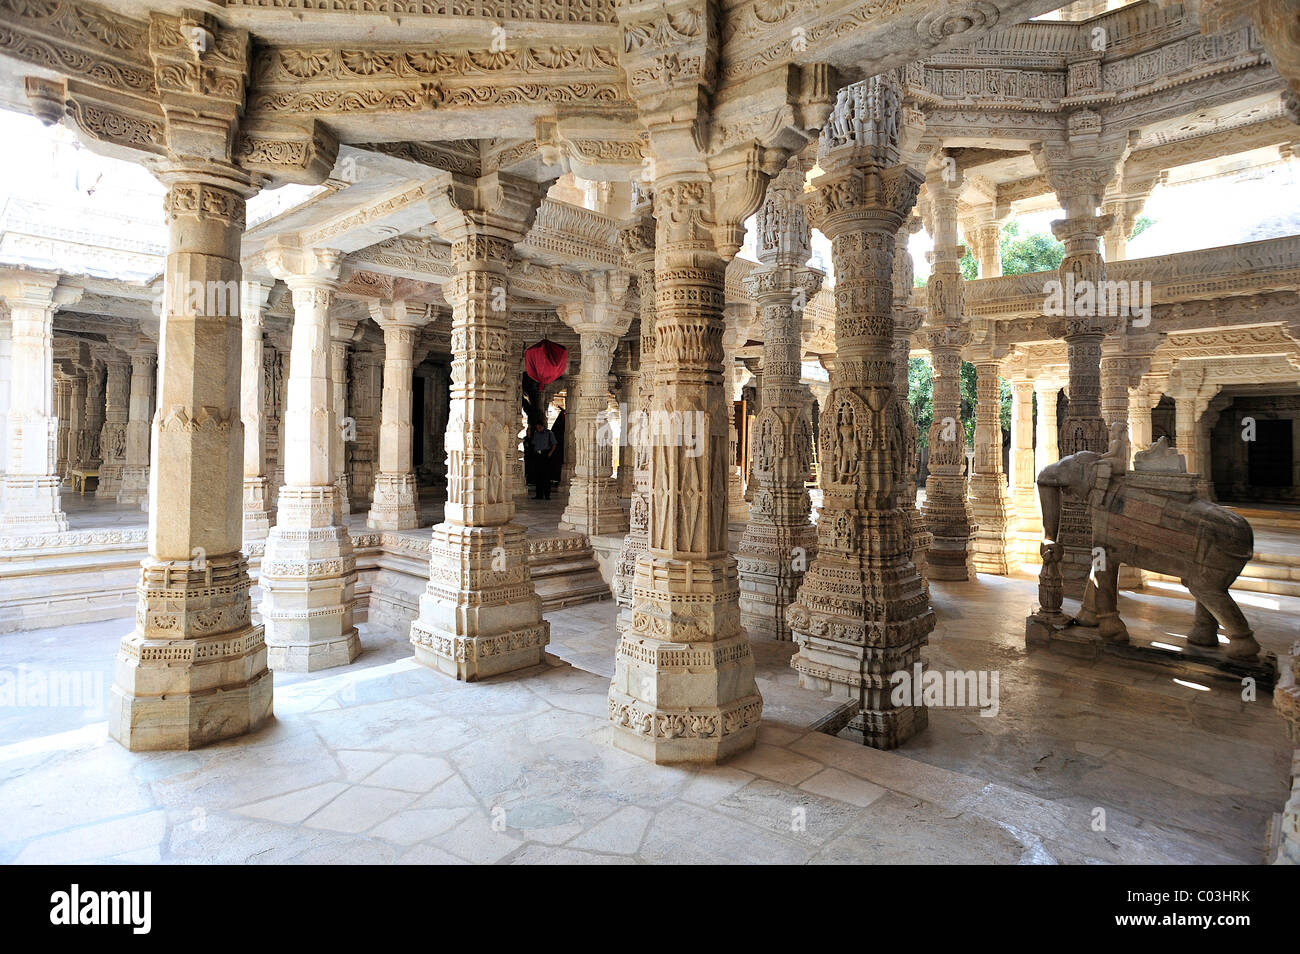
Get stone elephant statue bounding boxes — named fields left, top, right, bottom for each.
left=1037, top=448, right=1259, bottom=659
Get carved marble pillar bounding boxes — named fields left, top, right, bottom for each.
left=54, top=374, right=71, bottom=485
left=1128, top=379, right=1156, bottom=455
left=108, top=172, right=271, bottom=750
left=329, top=318, right=355, bottom=516
left=1034, top=380, right=1061, bottom=480
left=612, top=206, right=655, bottom=610
left=892, top=216, right=930, bottom=575
left=787, top=74, right=934, bottom=750
left=613, top=355, right=637, bottom=506
left=64, top=364, right=86, bottom=480
left=81, top=360, right=105, bottom=472
left=607, top=174, right=762, bottom=764
left=241, top=280, right=275, bottom=541
left=1008, top=376, right=1040, bottom=567
left=409, top=172, right=549, bottom=680
left=509, top=332, right=528, bottom=499
left=367, top=300, right=431, bottom=531
left=743, top=358, right=762, bottom=502
left=737, top=160, right=822, bottom=641
left=0, top=309, right=9, bottom=487
left=0, top=272, right=75, bottom=533
left=95, top=349, right=130, bottom=499
left=1037, top=135, right=1125, bottom=599
left=559, top=281, right=632, bottom=538
left=261, top=241, right=359, bottom=672
left=921, top=164, right=974, bottom=582
left=116, top=347, right=155, bottom=507
left=968, top=360, right=1011, bottom=575
left=722, top=307, right=751, bottom=526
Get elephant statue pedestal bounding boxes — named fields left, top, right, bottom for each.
left=1025, top=439, right=1277, bottom=686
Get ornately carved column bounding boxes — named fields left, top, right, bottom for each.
left=261, top=240, right=359, bottom=671
left=559, top=279, right=632, bottom=538
left=408, top=172, right=549, bottom=680
left=737, top=159, right=822, bottom=641
left=1008, top=375, right=1040, bottom=568
left=81, top=360, right=105, bottom=472
left=117, top=345, right=155, bottom=507
left=95, top=349, right=130, bottom=499
left=241, top=280, right=275, bottom=540
left=1035, top=379, right=1061, bottom=480
left=54, top=374, right=71, bottom=484
left=892, top=216, right=930, bottom=575
left=508, top=331, right=528, bottom=499
left=64, top=364, right=86, bottom=481
left=1037, top=131, right=1125, bottom=598
left=108, top=172, right=271, bottom=750
left=367, top=299, right=431, bottom=531
left=787, top=74, right=934, bottom=749
left=968, top=359, right=1011, bottom=575
left=329, top=317, right=356, bottom=516
left=921, top=163, right=974, bottom=582
left=0, top=271, right=76, bottom=533
left=612, top=204, right=655, bottom=610
left=722, top=306, right=751, bottom=525
left=607, top=175, right=762, bottom=764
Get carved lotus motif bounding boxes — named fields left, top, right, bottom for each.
left=280, top=49, right=331, bottom=79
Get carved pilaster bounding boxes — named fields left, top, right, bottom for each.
left=787, top=74, right=934, bottom=750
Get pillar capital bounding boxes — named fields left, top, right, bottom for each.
left=264, top=237, right=343, bottom=294
left=369, top=299, right=434, bottom=330
left=428, top=171, right=546, bottom=249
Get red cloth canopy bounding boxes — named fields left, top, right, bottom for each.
left=524, top=339, right=568, bottom=387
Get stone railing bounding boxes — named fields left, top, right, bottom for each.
left=955, top=234, right=1300, bottom=319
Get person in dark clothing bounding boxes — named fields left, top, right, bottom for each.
left=549, top=407, right=567, bottom=489
left=530, top=420, right=557, bottom=499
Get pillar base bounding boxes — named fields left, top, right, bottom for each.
left=0, top=476, right=68, bottom=535
left=558, top=477, right=628, bottom=537
left=925, top=536, right=973, bottom=581
left=108, top=556, right=273, bottom=750
left=260, top=487, right=360, bottom=673
left=367, top=472, right=420, bottom=531
left=95, top=465, right=124, bottom=500
left=117, top=468, right=149, bottom=506
left=408, top=522, right=549, bottom=680
left=243, top=477, right=275, bottom=542
left=410, top=623, right=549, bottom=681
left=108, top=636, right=273, bottom=751
left=607, top=629, right=762, bottom=765
left=737, top=530, right=817, bottom=641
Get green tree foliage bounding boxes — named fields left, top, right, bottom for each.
left=1129, top=214, right=1155, bottom=242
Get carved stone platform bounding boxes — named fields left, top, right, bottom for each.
left=1026, top=613, right=1277, bottom=688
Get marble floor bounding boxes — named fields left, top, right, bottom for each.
left=0, top=569, right=1291, bottom=864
